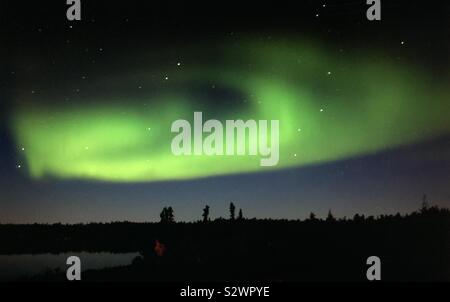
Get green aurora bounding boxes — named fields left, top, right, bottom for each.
left=11, top=39, right=450, bottom=182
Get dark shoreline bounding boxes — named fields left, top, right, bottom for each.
left=2, top=206, right=449, bottom=281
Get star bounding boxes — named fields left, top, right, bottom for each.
left=177, top=62, right=181, bottom=66
left=327, top=71, right=332, bottom=75
left=164, top=76, right=169, bottom=80
left=320, top=108, right=324, bottom=112
left=17, top=164, right=21, bottom=169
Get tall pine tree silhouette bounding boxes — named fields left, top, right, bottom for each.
left=202, top=205, right=210, bottom=222
left=160, top=206, right=175, bottom=223
left=237, top=209, right=243, bottom=220
left=229, top=202, right=236, bottom=220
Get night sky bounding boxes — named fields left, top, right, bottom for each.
left=1, top=0, right=449, bottom=223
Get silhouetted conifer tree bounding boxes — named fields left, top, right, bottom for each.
left=160, top=207, right=167, bottom=223
left=167, top=207, right=175, bottom=223
left=202, top=205, right=210, bottom=222
left=229, top=202, right=236, bottom=220
left=237, top=209, right=243, bottom=220
left=160, top=206, right=175, bottom=223
left=420, top=194, right=429, bottom=213
left=326, top=210, right=336, bottom=222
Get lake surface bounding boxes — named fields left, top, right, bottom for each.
left=0, top=252, right=139, bottom=280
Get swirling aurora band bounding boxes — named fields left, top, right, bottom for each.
left=11, top=39, right=450, bottom=182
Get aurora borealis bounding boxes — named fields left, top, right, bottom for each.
left=1, top=0, right=449, bottom=223
left=11, top=39, right=450, bottom=182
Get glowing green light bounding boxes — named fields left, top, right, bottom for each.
left=11, top=38, right=450, bottom=182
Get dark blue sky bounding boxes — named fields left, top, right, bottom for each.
left=1, top=132, right=449, bottom=223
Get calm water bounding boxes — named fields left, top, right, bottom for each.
left=0, top=252, right=139, bottom=280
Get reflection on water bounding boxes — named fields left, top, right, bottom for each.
left=0, top=252, right=139, bottom=280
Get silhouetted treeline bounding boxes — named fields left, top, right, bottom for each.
left=3, top=205, right=450, bottom=281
